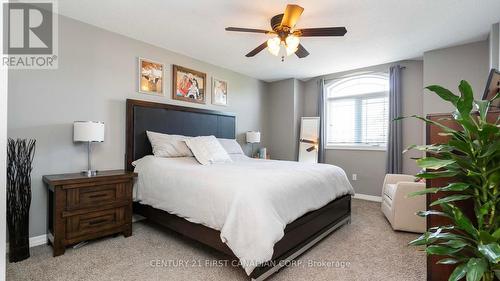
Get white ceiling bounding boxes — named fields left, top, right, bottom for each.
left=58, top=0, right=500, bottom=82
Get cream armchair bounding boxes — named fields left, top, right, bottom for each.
left=381, top=174, right=426, bottom=233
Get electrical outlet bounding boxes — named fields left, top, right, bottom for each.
left=352, top=174, right=357, bottom=181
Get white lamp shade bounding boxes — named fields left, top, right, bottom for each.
left=246, top=131, right=261, bottom=143
left=74, top=121, right=105, bottom=142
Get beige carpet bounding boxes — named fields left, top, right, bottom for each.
left=7, top=199, right=425, bottom=281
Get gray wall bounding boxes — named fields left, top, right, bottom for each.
left=8, top=16, right=268, bottom=237
left=264, top=79, right=299, bottom=161
left=423, top=40, right=489, bottom=115
left=263, top=78, right=305, bottom=161
left=490, top=23, right=500, bottom=70
left=303, top=61, right=424, bottom=197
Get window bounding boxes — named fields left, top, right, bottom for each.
left=325, top=73, right=389, bottom=150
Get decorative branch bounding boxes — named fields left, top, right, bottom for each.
left=7, top=138, right=35, bottom=262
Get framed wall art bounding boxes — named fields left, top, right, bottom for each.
left=138, top=58, right=164, bottom=95
left=172, top=65, right=206, bottom=104
left=212, top=77, right=228, bottom=106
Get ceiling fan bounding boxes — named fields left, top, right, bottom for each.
left=225, top=4, right=347, bottom=60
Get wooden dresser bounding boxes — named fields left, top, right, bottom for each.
left=426, top=110, right=499, bottom=281
left=43, top=170, right=137, bottom=256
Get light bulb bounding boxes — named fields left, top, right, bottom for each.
left=267, top=37, right=281, bottom=56
left=285, top=35, right=300, bottom=56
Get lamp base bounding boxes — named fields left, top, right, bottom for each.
left=81, top=170, right=98, bottom=177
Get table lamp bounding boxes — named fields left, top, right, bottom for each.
left=74, top=121, right=105, bottom=177
left=246, top=131, right=260, bottom=157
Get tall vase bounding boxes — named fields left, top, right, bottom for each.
left=7, top=138, right=36, bottom=262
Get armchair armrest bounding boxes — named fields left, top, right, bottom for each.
left=382, top=174, right=416, bottom=197
left=393, top=182, right=426, bottom=202
left=383, top=174, right=416, bottom=186
left=391, top=181, right=426, bottom=233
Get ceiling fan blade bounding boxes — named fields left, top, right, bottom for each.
left=297, top=27, right=347, bottom=37
left=246, top=42, right=268, bottom=57
left=225, top=27, right=271, bottom=34
left=295, top=44, right=309, bottom=58
left=281, top=4, right=304, bottom=29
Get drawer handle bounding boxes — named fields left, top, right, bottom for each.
left=88, top=193, right=107, bottom=199
left=88, top=219, right=108, bottom=225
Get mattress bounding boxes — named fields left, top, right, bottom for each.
left=133, top=154, right=354, bottom=275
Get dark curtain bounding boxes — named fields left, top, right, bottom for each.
left=386, top=65, right=403, bottom=174
left=318, top=79, right=326, bottom=163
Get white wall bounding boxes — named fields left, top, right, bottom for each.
left=423, top=40, right=489, bottom=115
left=303, top=60, right=424, bottom=196
left=0, top=3, right=7, bottom=278
left=8, top=16, right=268, bottom=237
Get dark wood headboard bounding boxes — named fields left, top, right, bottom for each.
left=125, top=99, right=236, bottom=171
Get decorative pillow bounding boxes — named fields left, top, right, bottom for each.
left=217, top=138, right=245, bottom=155
left=146, top=131, right=193, bottom=157
left=184, top=136, right=232, bottom=165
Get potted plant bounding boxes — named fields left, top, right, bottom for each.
left=403, top=81, right=499, bottom=281
left=7, top=138, right=36, bottom=262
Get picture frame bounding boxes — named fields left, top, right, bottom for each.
left=138, top=57, right=164, bottom=96
left=172, top=65, right=206, bottom=104
left=482, top=68, right=500, bottom=109
left=212, top=77, right=228, bottom=106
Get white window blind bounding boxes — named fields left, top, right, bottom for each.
left=325, top=74, right=389, bottom=148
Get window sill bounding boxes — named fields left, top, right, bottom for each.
left=325, top=145, right=387, bottom=151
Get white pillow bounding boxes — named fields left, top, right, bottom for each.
left=217, top=138, right=244, bottom=155
left=146, top=131, right=193, bottom=157
left=184, top=136, right=232, bottom=165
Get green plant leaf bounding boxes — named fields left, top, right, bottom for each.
left=426, top=85, right=459, bottom=105
left=417, top=157, right=456, bottom=170
left=416, top=210, right=451, bottom=218
left=443, top=203, right=478, bottom=239
left=479, top=231, right=496, bottom=244
left=475, top=100, right=490, bottom=122
left=403, top=144, right=454, bottom=154
left=440, top=240, right=469, bottom=249
left=416, top=170, right=458, bottom=179
left=495, top=270, right=500, bottom=280
left=440, top=183, right=471, bottom=192
left=408, top=188, right=439, bottom=197
left=437, top=258, right=460, bottom=265
left=457, top=80, right=474, bottom=117
left=478, top=243, right=500, bottom=263
left=448, top=139, right=472, bottom=155
left=448, top=263, right=467, bottom=281
left=465, top=258, right=487, bottom=281
left=430, top=195, right=472, bottom=206
left=492, top=229, right=500, bottom=240
left=426, top=245, right=462, bottom=255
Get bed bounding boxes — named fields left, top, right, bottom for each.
left=125, top=99, right=354, bottom=280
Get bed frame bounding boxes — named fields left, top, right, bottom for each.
left=125, top=99, right=351, bottom=280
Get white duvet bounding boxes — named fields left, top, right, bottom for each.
left=133, top=155, right=354, bottom=275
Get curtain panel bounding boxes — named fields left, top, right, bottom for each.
left=386, top=65, right=403, bottom=174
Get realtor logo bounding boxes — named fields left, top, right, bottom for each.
left=2, top=1, right=58, bottom=69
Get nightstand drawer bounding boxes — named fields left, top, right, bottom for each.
left=66, top=183, right=130, bottom=210
left=66, top=207, right=126, bottom=239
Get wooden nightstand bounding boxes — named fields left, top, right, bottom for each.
left=43, top=170, right=137, bottom=256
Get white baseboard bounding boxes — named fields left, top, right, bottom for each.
left=353, top=193, right=382, bottom=202
left=29, top=234, right=48, bottom=247
left=6, top=234, right=47, bottom=252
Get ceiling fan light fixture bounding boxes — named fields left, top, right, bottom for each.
left=267, top=37, right=281, bottom=56
left=285, top=35, right=300, bottom=56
